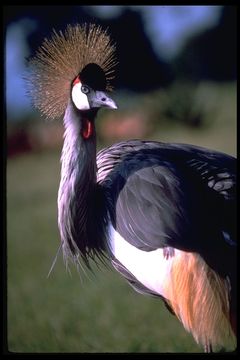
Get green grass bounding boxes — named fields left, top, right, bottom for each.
left=7, top=82, right=236, bottom=353
left=7, top=151, right=202, bottom=353
left=7, top=152, right=200, bottom=353
left=150, top=82, right=237, bottom=156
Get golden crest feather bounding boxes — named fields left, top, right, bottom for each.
left=26, top=23, right=116, bottom=120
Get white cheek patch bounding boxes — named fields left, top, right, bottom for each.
left=72, top=82, right=90, bottom=110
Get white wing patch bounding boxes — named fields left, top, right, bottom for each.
left=108, top=224, right=184, bottom=300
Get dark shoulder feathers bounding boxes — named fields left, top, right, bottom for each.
left=97, top=140, right=236, bottom=274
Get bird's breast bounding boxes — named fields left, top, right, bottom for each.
left=108, top=224, right=235, bottom=350
left=108, top=224, right=182, bottom=300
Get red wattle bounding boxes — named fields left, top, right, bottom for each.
left=82, top=119, right=93, bottom=139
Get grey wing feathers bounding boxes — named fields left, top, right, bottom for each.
left=97, top=140, right=236, bottom=253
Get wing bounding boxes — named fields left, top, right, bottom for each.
left=97, top=140, right=236, bottom=275
left=110, top=161, right=192, bottom=251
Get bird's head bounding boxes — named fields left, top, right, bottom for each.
left=26, top=24, right=117, bottom=120
left=71, top=63, right=117, bottom=112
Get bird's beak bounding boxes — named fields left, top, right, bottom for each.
left=89, top=91, right=118, bottom=110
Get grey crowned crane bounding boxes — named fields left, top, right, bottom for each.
left=26, top=23, right=236, bottom=352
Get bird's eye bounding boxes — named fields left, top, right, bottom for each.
left=81, top=85, right=90, bottom=94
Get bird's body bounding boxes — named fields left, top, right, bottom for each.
left=26, top=23, right=237, bottom=352
left=58, top=102, right=236, bottom=350
left=97, top=140, right=236, bottom=350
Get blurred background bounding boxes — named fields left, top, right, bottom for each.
left=5, top=5, right=236, bottom=353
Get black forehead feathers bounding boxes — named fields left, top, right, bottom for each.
left=80, top=63, right=107, bottom=91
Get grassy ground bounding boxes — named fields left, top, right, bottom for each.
left=7, top=82, right=236, bottom=353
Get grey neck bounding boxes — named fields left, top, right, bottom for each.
left=58, top=101, right=99, bottom=263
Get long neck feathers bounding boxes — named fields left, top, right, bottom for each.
left=58, top=101, right=105, bottom=267
left=25, top=23, right=116, bottom=268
